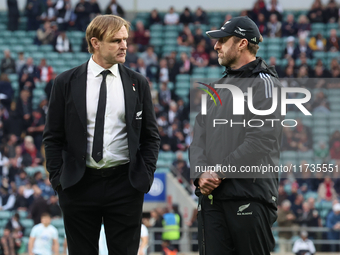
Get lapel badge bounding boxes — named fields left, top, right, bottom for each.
left=133, top=83, right=135, bottom=91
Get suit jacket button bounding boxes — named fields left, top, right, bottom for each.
left=83, top=132, right=86, bottom=136
left=82, top=156, right=85, bottom=160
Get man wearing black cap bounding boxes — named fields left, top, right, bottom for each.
left=190, top=16, right=283, bottom=254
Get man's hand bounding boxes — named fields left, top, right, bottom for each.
left=198, top=171, right=221, bottom=195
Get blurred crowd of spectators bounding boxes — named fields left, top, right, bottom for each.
left=8, top=0, right=124, bottom=32
left=277, top=174, right=340, bottom=251
left=0, top=46, right=57, bottom=240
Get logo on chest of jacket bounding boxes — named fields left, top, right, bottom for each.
left=136, top=110, right=142, bottom=120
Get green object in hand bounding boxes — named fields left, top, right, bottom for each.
left=208, top=194, right=213, bottom=205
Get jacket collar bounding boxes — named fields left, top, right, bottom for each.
left=223, top=57, right=278, bottom=78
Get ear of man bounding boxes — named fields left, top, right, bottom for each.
left=233, top=36, right=261, bottom=55
left=91, top=37, right=100, bottom=51
left=238, top=38, right=249, bottom=51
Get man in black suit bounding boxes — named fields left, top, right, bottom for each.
left=43, top=15, right=160, bottom=255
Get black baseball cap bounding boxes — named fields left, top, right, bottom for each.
left=206, top=16, right=261, bottom=44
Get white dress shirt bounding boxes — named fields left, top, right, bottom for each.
left=86, top=57, right=129, bottom=168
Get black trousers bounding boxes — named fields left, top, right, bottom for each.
left=198, top=195, right=277, bottom=255
left=58, top=165, right=144, bottom=255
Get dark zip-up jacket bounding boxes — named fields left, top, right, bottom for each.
left=190, top=57, right=283, bottom=209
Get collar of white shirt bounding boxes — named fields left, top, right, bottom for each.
left=89, top=56, right=118, bottom=78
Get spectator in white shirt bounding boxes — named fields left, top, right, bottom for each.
left=0, top=178, right=16, bottom=211
left=138, top=224, right=148, bottom=255
left=55, top=0, right=75, bottom=31
left=292, top=231, right=316, bottom=255
left=54, top=31, right=72, bottom=53
left=267, top=13, right=282, bottom=38
left=16, top=52, right=26, bottom=74
left=168, top=101, right=178, bottom=125
left=40, top=0, right=57, bottom=22
left=0, top=152, right=10, bottom=180
left=164, top=7, right=179, bottom=25
left=28, top=213, right=59, bottom=255
left=283, top=36, right=295, bottom=59
left=159, top=82, right=172, bottom=110
left=159, top=59, right=169, bottom=83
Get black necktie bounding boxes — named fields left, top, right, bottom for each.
left=92, top=70, right=111, bottom=163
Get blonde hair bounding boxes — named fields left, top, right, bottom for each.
left=86, top=15, right=130, bottom=54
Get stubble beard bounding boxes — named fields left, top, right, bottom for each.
left=218, top=46, right=237, bottom=68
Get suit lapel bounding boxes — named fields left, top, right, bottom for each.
left=71, top=62, right=88, bottom=131
left=118, top=64, right=137, bottom=125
